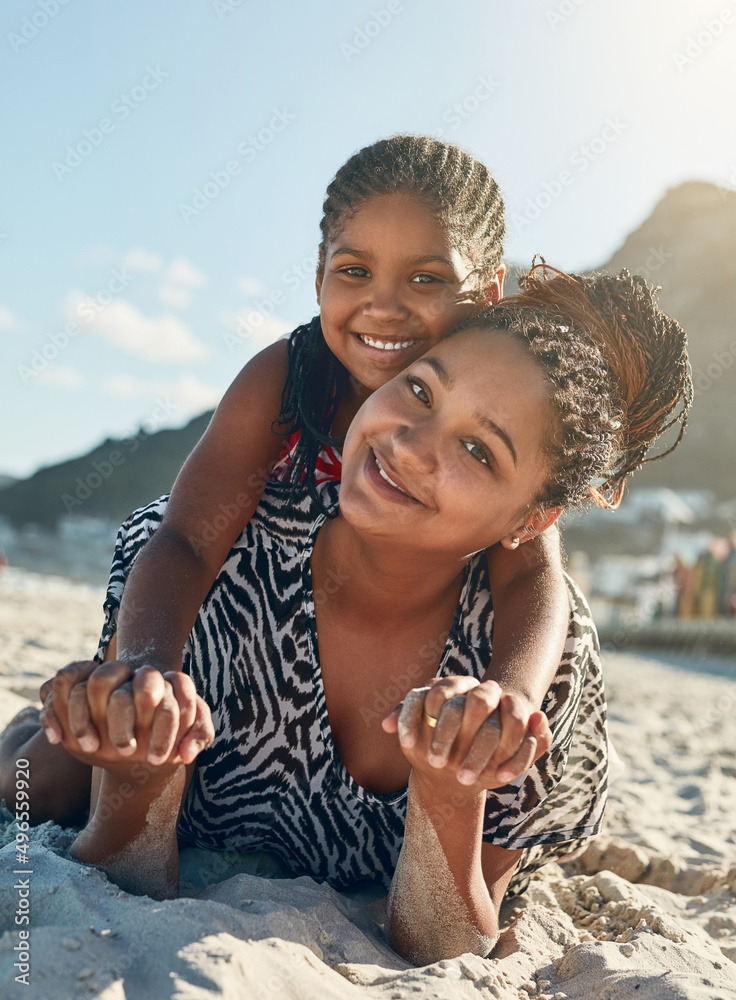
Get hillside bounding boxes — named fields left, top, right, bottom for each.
left=595, top=181, right=736, bottom=499
left=0, top=413, right=212, bottom=529
left=1, top=180, right=734, bottom=531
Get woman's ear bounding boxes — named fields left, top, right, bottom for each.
left=315, top=272, right=323, bottom=303
left=479, top=265, right=505, bottom=307
left=500, top=503, right=562, bottom=550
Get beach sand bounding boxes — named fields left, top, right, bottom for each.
left=1, top=567, right=735, bottom=999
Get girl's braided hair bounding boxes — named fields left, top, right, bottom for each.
left=457, top=263, right=693, bottom=509
left=276, top=134, right=506, bottom=514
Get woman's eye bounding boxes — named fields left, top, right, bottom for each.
left=411, top=273, right=440, bottom=285
left=464, top=441, right=490, bottom=466
left=407, top=377, right=430, bottom=405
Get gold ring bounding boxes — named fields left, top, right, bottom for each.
left=423, top=710, right=438, bottom=729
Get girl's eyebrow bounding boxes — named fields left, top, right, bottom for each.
left=331, top=247, right=455, bottom=269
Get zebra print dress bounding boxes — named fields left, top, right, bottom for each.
left=96, top=480, right=608, bottom=895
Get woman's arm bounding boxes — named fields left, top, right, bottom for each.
left=384, top=682, right=547, bottom=964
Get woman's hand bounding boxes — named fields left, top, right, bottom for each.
left=39, top=660, right=214, bottom=772
left=382, top=676, right=552, bottom=795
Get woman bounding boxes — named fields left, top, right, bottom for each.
left=19, top=267, right=693, bottom=965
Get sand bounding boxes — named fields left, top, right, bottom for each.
left=1, top=566, right=735, bottom=999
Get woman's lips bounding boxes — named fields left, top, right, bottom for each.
left=363, top=449, right=423, bottom=505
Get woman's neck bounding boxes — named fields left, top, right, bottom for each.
left=312, top=513, right=469, bottom=627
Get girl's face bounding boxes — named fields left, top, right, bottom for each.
left=316, top=192, right=503, bottom=397
left=339, top=327, right=557, bottom=560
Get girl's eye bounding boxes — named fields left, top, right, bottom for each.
left=411, top=273, right=440, bottom=285
left=464, top=441, right=491, bottom=467
left=339, top=265, right=370, bottom=278
left=406, top=376, right=430, bottom=405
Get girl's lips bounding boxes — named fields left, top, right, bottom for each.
left=363, top=449, right=423, bottom=506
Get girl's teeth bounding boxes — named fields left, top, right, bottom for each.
left=360, top=335, right=417, bottom=351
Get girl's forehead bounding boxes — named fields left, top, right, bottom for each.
left=329, top=193, right=474, bottom=270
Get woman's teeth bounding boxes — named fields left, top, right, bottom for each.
left=375, top=456, right=413, bottom=497
left=359, top=334, right=418, bottom=351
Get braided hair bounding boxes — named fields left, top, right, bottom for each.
left=454, top=264, right=692, bottom=510
left=276, top=134, right=506, bottom=514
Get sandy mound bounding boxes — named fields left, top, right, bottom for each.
left=1, top=571, right=735, bottom=998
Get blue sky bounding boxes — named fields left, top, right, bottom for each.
left=2, top=0, right=734, bottom=478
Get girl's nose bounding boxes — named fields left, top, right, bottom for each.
left=363, top=280, right=409, bottom=320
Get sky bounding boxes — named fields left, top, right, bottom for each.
left=1, top=0, right=735, bottom=479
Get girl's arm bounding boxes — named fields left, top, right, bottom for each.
left=54, top=340, right=291, bottom=759
left=482, top=525, right=568, bottom=770
left=115, top=338, right=291, bottom=675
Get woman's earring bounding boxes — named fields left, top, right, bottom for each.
left=510, top=536, right=520, bottom=549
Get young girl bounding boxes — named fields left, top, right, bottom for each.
left=3, top=136, right=570, bottom=819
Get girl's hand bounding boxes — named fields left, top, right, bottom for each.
left=382, top=676, right=552, bottom=795
left=39, top=661, right=214, bottom=770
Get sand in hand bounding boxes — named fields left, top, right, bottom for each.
left=1, top=568, right=735, bottom=999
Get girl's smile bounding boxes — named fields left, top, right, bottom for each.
left=316, top=192, right=500, bottom=399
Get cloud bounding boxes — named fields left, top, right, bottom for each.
left=166, top=257, right=206, bottom=287
left=123, top=248, right=163, bottom=273
left=238, top=276, right=269, bottom=297
left=34, top=366, right=86, bottom=389
left=225, top=309, right=293, bottom=354
left=73, top=245, right=117, bottom=268
left=100, top=373, right=222, bottom=411
left=0, top=305, right=15, bottom=329
left=67, top=293, right=208, bottom=361
left=158, top=284, right=192, bottom=309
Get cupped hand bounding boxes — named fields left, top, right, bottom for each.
left=39, top=660, right=214, bottom=768
left=381, top=676, right=552, bottom=795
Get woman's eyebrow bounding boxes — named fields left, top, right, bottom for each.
left=414, top=357, right=517, bottom=467
left=472, top=410, right=517, bottom=468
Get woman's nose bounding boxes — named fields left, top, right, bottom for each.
left=392, top=421, right=438, bottom=482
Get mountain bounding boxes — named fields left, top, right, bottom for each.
left=1, top=180, right=734, bottom=531
left=0, top=413, right=212, bottom=529
left=509, top=181, right=736, bottom=501
left=595, top=181, right=736, bottom=499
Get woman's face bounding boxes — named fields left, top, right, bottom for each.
left=339, top=327, right=556, bottom=560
